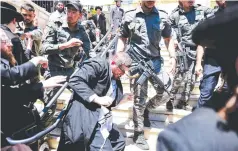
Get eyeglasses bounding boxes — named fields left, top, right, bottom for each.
left=1, top=39, right=12, bottom=45
left=118, top=65, right=131, bottom=76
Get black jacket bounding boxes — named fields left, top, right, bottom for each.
left=92, top=13, right=107, bottom=35
left=1, top=25, right=29, bottom=64
left=61, top=56, right=123, bottom=145
left=1, top=58, right=43, bottom=137
left=157, top=106, right=238, bottom=151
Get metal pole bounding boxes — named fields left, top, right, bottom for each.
left=100, top=34, right=118, bottom=57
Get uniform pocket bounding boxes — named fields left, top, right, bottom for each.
left=57, top=31, right=68, bottom=43
left=151, top=24, right=161, bottom=45
left=134, top=19, right=143, bottom=35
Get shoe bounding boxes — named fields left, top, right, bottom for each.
left=133, top=131, right=149, bottom=150
left=166, top=100, right=173, bottom=111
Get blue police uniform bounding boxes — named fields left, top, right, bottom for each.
left=119, top=6, right=172, bottom=150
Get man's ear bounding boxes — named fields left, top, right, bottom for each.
left=12, top=18, right=17, bottom=24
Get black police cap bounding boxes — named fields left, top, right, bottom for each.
left=66, top=2, right=82, bottom=12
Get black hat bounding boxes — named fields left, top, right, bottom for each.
left=0, top=2, right=24, bottom=22
left=95, top=6, right=102, bottom=11
left=66, top=2, right=82, bottom=12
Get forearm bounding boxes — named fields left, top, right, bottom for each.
left=69, top=78, right=96, bottom=103
left=42, top=42, right=68, bottom=55
left=1, top=62, right=38, bottom=85
left=68, top=62, right=101, bottom=103
left=164, top=37, right=176, bottom=58
left=196, top=45, right=205, bottom=65
left=116, top=37, right=127, bottom=52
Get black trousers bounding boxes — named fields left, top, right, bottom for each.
left=57, top=123, right=125, bottom=151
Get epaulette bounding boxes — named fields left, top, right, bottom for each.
left=158, top=9, right=168, bottom=15
left=171, top=6, right=179, bottom=13
left=125, top=8, right=136, bottom=14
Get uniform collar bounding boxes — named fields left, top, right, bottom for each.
left=178, top=5, right=196, bottom=14
left=24, top=24, right=36, bottom=30
left=62, top=21, right=81, bottom=31
left=136, top=6, right=158, bottom=14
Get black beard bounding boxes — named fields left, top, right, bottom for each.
left=57, top=8, right=64, bottom=13
left=24, top=21, right=33, bottom=27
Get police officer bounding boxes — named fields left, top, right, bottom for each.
left=42, top=2, right=94, bottom=123
left=117, top=0, right=176, bottom=149
left=158, top=4, right=238, bottom=150
left=110, top=0, right=124, bottom=34
left=166, top=0, right=213, bottom=110
left=195, top=0, right=227, bottom=108
left=42, top=2, right=94, bottom=79
left=48, top=0, right=66, bottom=22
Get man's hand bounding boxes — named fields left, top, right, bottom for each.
left=174, top=40, right=178, bottom=49
left=20, top=32, right=32, bottom=40
left=59, top=38, right=83, bottom=50
left=168, top=57, right=176, bottom=75
left=41, top=76, right=67, bottom=89
left=29, top=56, right=48, bottom=68
left=93, top=96, right=114, bottom=107
left=195, top=63, right=203, bottom=76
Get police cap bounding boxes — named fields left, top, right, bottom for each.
left=66, top=2, right=82, bottom=12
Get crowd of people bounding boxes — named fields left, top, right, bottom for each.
left=1, top=0, right=238, bottom=151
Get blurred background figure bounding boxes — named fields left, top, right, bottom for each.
left=91, top=6, right=107, bottom=35
left=48, top=0, right=66, bottom=22
left=110, top=0, right=124, bottom=35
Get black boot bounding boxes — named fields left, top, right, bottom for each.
left=133, top=131, right=149, bottom=150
